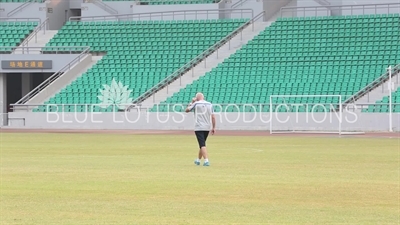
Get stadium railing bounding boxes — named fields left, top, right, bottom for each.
left=69, top=8, right=254, bottom=24
left=13, top=46, right=91, bottom=105
left=10, top=9, right=255, bottom=111
left=9, top=102, right=400, bottom=113
left=0, top=17, right=43, bottom=53
left=313, top=0, right=330, bottom=6
left=342, top=64, right=400, bottom=105
left=130, top=102, right=400, bottom=113
left=9, top=104, right=146, bottom=113
left=231, top=0, right=251, bottom=9
left=90, top=0, right=119, bottom=15
left=280, top=2, right=400, bottom=18
left=127, top=10, right=266, bottom=110
left=68, top=8, right=258, bottom=111
left=132, top=0, right=224, bottom=5
left=17, top=17, right=49, bottom=51
left=0, top=46, right=89, bottom=54
left=7, top=0, right=44, bottom=17
left=0, top=17, right=41, bottom=23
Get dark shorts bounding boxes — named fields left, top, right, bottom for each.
left=195, top=131, right=210, bottom=148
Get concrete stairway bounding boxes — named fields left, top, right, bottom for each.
left=354, top=71, right=400, bottom=104
left=13, top=30, right=58, bottom=54
left=139, top=21, right=271, bottom=109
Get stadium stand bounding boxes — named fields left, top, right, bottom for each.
left=363, top=88, right=400, bottom=113
left=35, top=19, right=249, bottom=112
left=0, top=21, right=38, bottom=53
left=153, top=14, right=400, bottom=112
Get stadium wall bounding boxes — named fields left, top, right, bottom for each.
left=0, top=2, right=46, bottom=21
left=21, top=73, right=31, bottom=97
left=324, top=0, right=342, bottom=4
left=0, top=113, right=6, bottom=127
left=297, top=0, right=328, bottom=7
left=229, top=0, right=263, bottom=19
left=218, top=0, right=229, bottom=19
left=69, top=0, right=82, bottom=9
left=0, top=54, right=82, bottom=73
left=81, top=3, right=117, bottom=20
left=6, top=111, right=400, bottom=132
left=47, top=0, right=71, bottom=30
left=103, top=1, right=136, bottom=15
left=80, top=2, right=221, bottom=20
left=296, top=0, right=333, bottom=16
left=0, top=73, right=6, bottom=126
left=264, top=0, right=292, bottom=20
left=130, top=4, right=221, bottom=20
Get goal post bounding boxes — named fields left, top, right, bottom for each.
left=269, top=94, right=346, bottom=135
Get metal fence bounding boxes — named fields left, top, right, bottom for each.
left=10, top=102, right=400, bottom=113
left=7, top=0, right=44, bottom=17
left=280, top=3, right=400, bottom=18
left=0, top=46, right=89, bottom=55
left=14, top=47, right=91, bottom=104
left=70, top=8, right=254, bottom=21
left=0, top=17, right=41, bottom=23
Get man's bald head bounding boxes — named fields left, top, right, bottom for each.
left=196, top=93, right=204, bottom=100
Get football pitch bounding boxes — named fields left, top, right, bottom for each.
left=0, top=131, right=399, bottom=224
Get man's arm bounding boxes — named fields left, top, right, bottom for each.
left=211, top=114, right=216, bottom=135
left=185, top=104, right=192, bottom=113
left=185, top=98, right=197, bottom=113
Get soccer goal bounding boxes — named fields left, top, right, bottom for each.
left=269, top=95, right=363, bottom=135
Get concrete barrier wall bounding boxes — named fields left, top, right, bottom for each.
left=0, top=54, right=82, bottom=73
left=0, top=113, right=7, bottom=127
left=265, top=0, right=292, bottom=20
left=7, top=111, right=400, bottom=132
left=229, top=1, right=263, bottom=19
left=130, top=4, right=221, bottom=20
left=0, top=2, right=47, bottom=21
left=80, top=2, right=221, bottom=21
left=296, top=0, right=332, bottom=17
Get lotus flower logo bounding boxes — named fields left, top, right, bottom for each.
left=98, top=78, right=133, bottom=110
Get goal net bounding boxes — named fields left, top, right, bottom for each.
left=269, top=95, right=359, bottom=135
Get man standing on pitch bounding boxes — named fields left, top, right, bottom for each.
left=186, top=93, right=216, bottom=166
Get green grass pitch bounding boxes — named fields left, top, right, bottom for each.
left=0, top=132, right=399, bottom=224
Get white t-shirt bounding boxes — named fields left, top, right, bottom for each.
left=188, top=100, right=214, bottom=131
